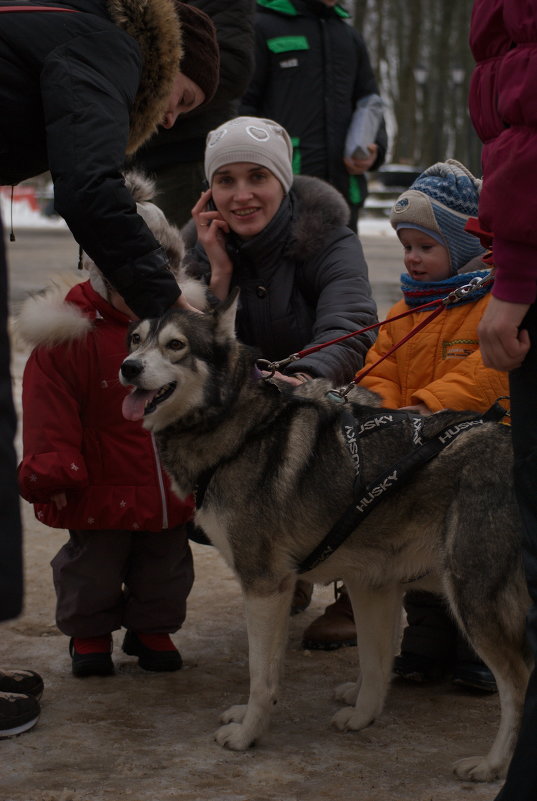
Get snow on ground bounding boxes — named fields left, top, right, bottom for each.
left=2, top=194, right=393, bottom=236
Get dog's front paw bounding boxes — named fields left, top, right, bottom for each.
left=331, top=705, right=374, bottom=732
left=334, top=681, right=360, bottom=705
left=220, top=704, right=247, bottom=724
left=215, top=722, right=255, bottom=750
left=453, top=756, right=504, bottom=783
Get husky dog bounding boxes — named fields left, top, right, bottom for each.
left=120, top=292, right=530, bottom=783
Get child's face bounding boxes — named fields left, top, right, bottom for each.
left=399, top=228, right=452, bottom=282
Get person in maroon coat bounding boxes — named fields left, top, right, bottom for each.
left=17, top=174, right=205, bottom=679
left=469, top=2, right=537, bottom=797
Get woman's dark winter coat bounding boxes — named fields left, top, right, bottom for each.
left=183, top=175, right=378, bottom=385
left=0, top=0, right=185, bottom=319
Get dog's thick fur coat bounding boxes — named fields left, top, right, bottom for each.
left=120, top=293, right=530, bottom=782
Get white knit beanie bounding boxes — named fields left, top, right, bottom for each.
left=204, top=116, right=294, bottom=193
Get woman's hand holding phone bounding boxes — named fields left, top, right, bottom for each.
left=191, top=188, right=233, bottom=301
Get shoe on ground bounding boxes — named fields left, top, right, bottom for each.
left=70, top=635, right=114, bottom=677
left=0, top=669, right=44, bottom=700
left=290, top=580, right=313, bottom=616
left=0, top=691, right=40, bottom=738
left=453, top=660, right=498, bottom=693
left=302, top=589, right=357, bottom=650
left=122, top=631, right=182, bottom=672
left=393, top=651, right=450, bottom=683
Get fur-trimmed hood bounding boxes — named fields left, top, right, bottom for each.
left=16, top=277, right=96, bottom=350
left=107, top=0, right=183, bottom=153
left=286, top=175, right=351, bottom=262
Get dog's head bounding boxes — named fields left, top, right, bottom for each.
left=119, top=290, right=239, bottom=431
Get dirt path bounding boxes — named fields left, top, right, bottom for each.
left=1, top=350, right=502, bottom=801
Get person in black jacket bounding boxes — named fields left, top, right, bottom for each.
left=240, top=0, right=387, bottom=232
left=0, top=216, right=43, bottom=739
left=0, top=0, right=219, bottom=320
left=134, top=0, right=255, bottom=228
left=0, top=0, right=218, bottom=738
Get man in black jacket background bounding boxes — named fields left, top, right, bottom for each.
left=241, top=0, right=387, bottom=231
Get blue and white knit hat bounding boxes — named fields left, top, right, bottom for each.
left=390, top=159, right=484, bottom=273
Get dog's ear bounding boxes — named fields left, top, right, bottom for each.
left=214, top=287, right=239, bottom=343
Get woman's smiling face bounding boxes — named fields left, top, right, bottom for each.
left=210, top=162, right=285, bottom=238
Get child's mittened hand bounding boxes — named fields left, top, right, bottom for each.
left=51, top=492, right=67, bottom=510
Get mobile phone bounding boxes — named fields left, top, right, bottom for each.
left=201, top=179, right=216, bottom=212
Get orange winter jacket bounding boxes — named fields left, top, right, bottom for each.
left=360, top=293, right=509, bottom=415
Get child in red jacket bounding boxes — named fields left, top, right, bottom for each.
left=17, top=172, right=206, bottom=678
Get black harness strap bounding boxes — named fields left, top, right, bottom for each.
left=297, top=402, right=508, bottom=574
left=0, top=4, right=80, bottom=10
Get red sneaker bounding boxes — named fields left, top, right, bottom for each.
left=122, top=631, right=182, bottom=672
left=69, top=635, right=114, bottom=677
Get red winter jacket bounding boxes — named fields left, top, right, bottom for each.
left=18, top=280, right=194, bottom=531
left=469, top=0, right=537, bottom=304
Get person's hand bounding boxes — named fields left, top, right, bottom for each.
left=51, top=492, right=67, bottom=510
left=344, top=143, right=378, bottom=175
left=191, top=188, right=229, bottom=245
left=260, top=370, right=312, bottom=386
left=172, top=293, right=203, bottom=314
left=478, top=296, right=531, bottom=371
left=191, top=189, right=233, bottom=300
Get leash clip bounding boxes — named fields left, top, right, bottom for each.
left=256, top=353, right=301, bottom=380
left=443, top=273, right=493, bottom=306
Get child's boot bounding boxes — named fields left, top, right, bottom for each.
left=302, top=585, right=357, bottom=650
left=70, top=635, right=114, bottom=677
left=452, top=634, right=497, bottom=693
left=122, top=631, right=182, bottom=672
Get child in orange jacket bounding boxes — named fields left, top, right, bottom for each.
left=364, top=159, right=508, bottom=691
left=305, top=161, right=508, bottom=693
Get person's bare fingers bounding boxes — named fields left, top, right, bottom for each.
left=173, top=294, right=204, bottom=314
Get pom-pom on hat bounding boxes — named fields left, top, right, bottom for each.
left=204, top=116, right=294, bottom=193
left=174, top=2, right=220, bottom=106
left=390, top=159, right=484, bottom=273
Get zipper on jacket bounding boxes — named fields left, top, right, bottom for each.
left=151, top=433, right=169, bottom=530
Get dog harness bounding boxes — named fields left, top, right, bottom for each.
left=296, top=400, right=508, bottom=573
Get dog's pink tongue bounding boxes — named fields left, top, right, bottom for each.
left=122, top=388, right=157, bottom=421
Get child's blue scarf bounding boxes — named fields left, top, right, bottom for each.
left=401, top=270, right=491, bottom=311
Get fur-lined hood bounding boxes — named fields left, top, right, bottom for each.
left=287, top=175, right=350, bottom=262
left=16, top=277, right=96, bottom=350
left=107, top=0, right=183, bottom=153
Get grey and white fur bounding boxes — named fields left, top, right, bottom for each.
left=119, top=291, right=530, bottom=783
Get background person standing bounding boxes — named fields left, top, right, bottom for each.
left=469, top=1, right=537, bottom=798
left=240, top=0, right=387, bottom=231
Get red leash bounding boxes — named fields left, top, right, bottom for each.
left=256, top=272, right=494, bottom=398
